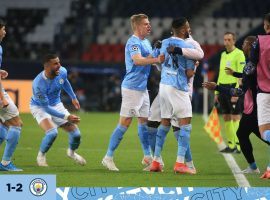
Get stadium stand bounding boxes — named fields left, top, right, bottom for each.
left=1, top=0, right=270, bottom=111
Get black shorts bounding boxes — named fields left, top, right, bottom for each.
left=218, top=83, right=243, bottom=115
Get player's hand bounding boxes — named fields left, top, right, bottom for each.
left=67, top=114, right=80, bottom=124
left=225, top=67, right=234, bottom=75
left=158, top=54, right=165, bottom=64
left=72, top=99, right=80, bottom=110
left=202, top=82, right=217, bottom=91
left=153, top=40, right=162, bottom=49
left=0, top=70, right=8, bottom=79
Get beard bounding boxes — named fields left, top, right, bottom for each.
left=184, top=32, right=189, bottom=39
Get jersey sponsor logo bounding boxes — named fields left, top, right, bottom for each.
left=226, top=61, right=231, bottom=67
left=129, top=109, right=137, bottom=116
left=131, top=45, right=139, bottom=51
left=59, top=79, right=64, bottom=84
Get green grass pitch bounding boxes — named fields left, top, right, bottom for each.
left=0, top=113, right=268, bottom=187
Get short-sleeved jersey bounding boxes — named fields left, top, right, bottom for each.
left=160, top=37, right=195, bottom=92
left=31, top=67, right=75, bottom=106
left=0, top=45, right=3, bottom=69
left=217, top=48, right=246, bottom=85
left=121, top=35, right=152, bottom=91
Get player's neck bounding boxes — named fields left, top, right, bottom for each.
left=173, top=34, right=185, bottom=40
left=44, top=70, right=56, bottom=79
left=133, top=32, right=145, bottom=40
left=226, top=46, right=235, bottom=53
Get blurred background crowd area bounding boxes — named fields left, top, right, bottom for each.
left=0, top=0, right=269, bottom=112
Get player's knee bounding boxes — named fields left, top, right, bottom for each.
left=46, top=128, right=58, bottom=141
left=147, top=121, right=160, bottom=128
left=262, top=130, right=270, bottom=142
left=179, top=124, right=192, bottom=137
left=70, top=128, right=81, bottom=140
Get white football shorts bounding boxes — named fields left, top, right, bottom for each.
left=257, top=93, right=270, bottom=126
left=0, top=92, right=19, bottom=122
left=159, top=84, right=192, bottom=120
left=120, top=87, right=150, bottom=118
left=30, top=102, right=70, bottom=127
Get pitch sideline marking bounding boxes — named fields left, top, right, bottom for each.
left=217, top=142, right=251, bottom=187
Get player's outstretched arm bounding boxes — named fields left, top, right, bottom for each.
left=167, top=40, right=204, bottom=60
left=132, top=54, right=163, bottom=66
left=63, top=79, right=76, bottom=99
left=71, top=99, right=80, bottom=110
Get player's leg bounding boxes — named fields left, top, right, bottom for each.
left=60, top=122, right=86, bottom=166
left=257, top=93, right=270, bottom=179
left=219, top=93, right=235, bottom=152
left=150, top=84, right=171, bottom=172
left=148, top=94, right=161, bottom=154
left=173, top=89, right=194, bottom=174
left=30, top=105, right=57, bottom=167
left=37, top=119, right=57, bottom=167
left=0, top=93, right=23, bottom=171
left=0, top=122, right=8, bottom=146
left=174, top=118, right=194, bottom=174
left=147, top=121, right=160, bottom=155
left=237, top=113, right=260, bottom=173
left=137, top=90, right=152, bottom=163
left=172, top=124, right=196, bottom=174
left=51, top=102, right=86, bottom=166
left=102, top=116, right=131, bottom=171
left=102, top=88, right=138, bottom=171
left=232, top=96, right=244, bottom=153
left=150, top=118, right=170, bottom=172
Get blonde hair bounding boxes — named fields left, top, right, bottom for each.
left=130, top=14, right=148, bottom=31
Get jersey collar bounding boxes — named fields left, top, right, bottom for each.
left=171, top=36, right=184, bottom=41
left=42, top=71, right=48, bottom=80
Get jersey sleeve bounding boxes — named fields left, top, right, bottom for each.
left=128, top=40, right=141, bottom=57
left=61, top=67, right=77, bottom=100
left=182, top=40, right=204, bottom=60
left=186, top=58, right=195, bottom=70
left=42, top=106, right=65, bottom=119
left=159, top=39, right=167, bottom=55
left=236, top=51, right=246, bottom=73
left=151, top=48, right=160, bottom=58
left=63, top=79, right=77, bottom=100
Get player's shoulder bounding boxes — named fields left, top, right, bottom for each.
left=221, top=50, right=227, bottom=56
left=234, top=48, right=245, bottom=55
left=33, top=72, right=46, bottom=89
left=161, top=38, right=171, bottom=46
left=127, top=35, right=140, bottom=45
left=60, top=66, right=67, bottom=73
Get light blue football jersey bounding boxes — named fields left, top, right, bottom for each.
left=160, top=37, right=195, bottom=91
left=121, top=35, right=152, bottom=91
left=31, top=66, right=76, bottom=107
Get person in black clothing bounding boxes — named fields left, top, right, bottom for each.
left=203, top=36, right=269, bottom=174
